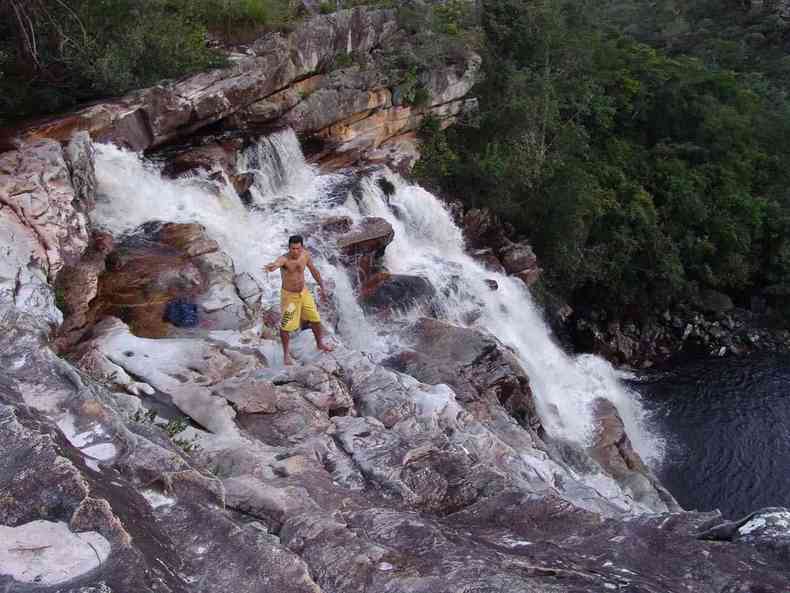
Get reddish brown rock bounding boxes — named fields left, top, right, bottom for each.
left=588, top=398, right=679, bottom=511
left=336, top=217, right=394, bottom=257
left=162, top=142, right=240, bottom=179
left=470, top=248, right=505, bottom=274
left=54, top=232, right=114, bottom=352
left=463, top=208, right=507, bottom=251
left=158, top=222, right=220, bottom=258
left=499, top=241, right=538, bottom=275
left=231, top=172, right=255, bottom=195
left=320, top=215, right=353, bottom=235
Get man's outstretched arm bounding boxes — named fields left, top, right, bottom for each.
left=264, top=256, right=286, bottom=273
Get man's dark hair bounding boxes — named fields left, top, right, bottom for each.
left=288, top=235, right=303, bottom=246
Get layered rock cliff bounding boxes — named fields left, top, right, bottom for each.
left=1, top=6, right=789, bottom=593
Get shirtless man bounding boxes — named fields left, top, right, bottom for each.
left=264, top=235, right=333, bottom=365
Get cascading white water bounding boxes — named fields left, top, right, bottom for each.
left=91, top=128, right=662, bottom=462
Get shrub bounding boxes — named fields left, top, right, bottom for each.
left=0, top=0, right=291, bottom=124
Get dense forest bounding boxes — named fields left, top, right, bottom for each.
left=3, top=0, right=790, bottom=321
left=416, top=0, right=790, bottom=320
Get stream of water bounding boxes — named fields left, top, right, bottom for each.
left=92, top=128, right=661, bottom=462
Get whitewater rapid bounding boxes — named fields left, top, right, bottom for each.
left=92, top=129, right=662, bottom=462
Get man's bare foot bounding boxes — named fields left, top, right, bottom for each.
left=283, top=356, right=294, bottom=366
left=318, top=342, right=334, bottom=353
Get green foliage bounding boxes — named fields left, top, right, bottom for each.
left=132, top=407, right=158, bottom=424
left=432, top=0, right=477, bottom=37
left=417, top=0, right=790, bottom=315
left=0, top=0, right=291, bottom=124
left=54, top=286, right=67, bottom=314
left=331, top=51, right=356, bottom=70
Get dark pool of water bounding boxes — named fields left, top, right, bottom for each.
left=630, top=353, right=790, bottom=519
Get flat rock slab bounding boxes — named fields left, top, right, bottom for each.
left=0, top=520, right=111, bottom=586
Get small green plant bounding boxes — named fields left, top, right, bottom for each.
left=412, top=86, right=432, bottom=108
left=163, top=415, right=201, bottom=453
left=319, top=1, right=335, bottom=14
left=172, top=435, right=201, bottom=453
left=54, top=286, right=67, bottom=314
left=163, top=416, right=189, bottom=437
left=133, top=407, right=158, bottom=424
left=432, top=0, right=476, bottom=36
left=331, top=51, right=355, bottom=70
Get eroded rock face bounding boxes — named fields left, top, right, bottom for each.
left=0, top=368, right=322, bottom=593
left=461, top=208, right=542, bottom=286
left=15, top=7, right=480, bottom=173
left=588, top=398, right=679, bottom=511
left=3, top=272, right=790, bottom=592
left=0, top=138, right=91, bottom=324
left=1, top=18, right=789, bottom=590
left=385, top=318, right=542, bottom=434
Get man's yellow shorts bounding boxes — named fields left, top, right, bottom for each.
left=280, top=288, right=320, bottom=332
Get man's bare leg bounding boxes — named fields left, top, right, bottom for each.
left=280, top=329, right=294, bottom=365
left=310, top=322, right=333, bottom=353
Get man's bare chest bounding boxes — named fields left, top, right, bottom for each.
left=282, top=256, right=306, bottom=274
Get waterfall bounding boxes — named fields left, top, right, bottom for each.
left=92, top=128, right=662, bottom=462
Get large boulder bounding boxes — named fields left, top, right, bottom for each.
left=91, top=222, right=259, bottom=338
left=336, top=217, right=394, bottom=257
left=360, top=273, right=435, bottom=314
left=384, top=318, right=542, bottom=434
left=337, top=217, right=394, bottom=281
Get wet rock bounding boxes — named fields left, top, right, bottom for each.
left=161, top=141, right=240, bottom=180
left=470, top=248, right=506, bottom=274
left=384, top=318, right=542, bottom=433
left=64, top=131, right=97, bottom=213
left=336, top=217, right=394, bottom=257
left=321, top=215, right=354, bottom=235
left=588, top=399, right=679, bottom=511
left=337, top=217, right=395, bottom=281
left=231, top=171, right=255, bottom=195
left=361, top=273, right=435, bottom=314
